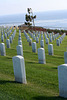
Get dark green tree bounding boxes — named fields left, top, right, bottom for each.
left=25, top=8, right=36, bottom=26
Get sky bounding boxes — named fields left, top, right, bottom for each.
left=0, top=0, right=67, bottom=16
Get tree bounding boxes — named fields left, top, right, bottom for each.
left=25, top=8, right=36, bottom=26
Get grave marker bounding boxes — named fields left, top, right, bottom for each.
left=32, top=42, right=37, bottom=53
left=48, top=44, right=53, bottom=55
left=58, top=64, right=67, bottom=98
left=0, top=43, right=6, bottom=56
left=40, top=40, right=44, bottom=48
left=29, top=38, right=32, bottom=46
left=38, top=48, right=46, bottom=64
left=12, top=55, right=27, bottom=84
left=16, top=45, right=23, bottom=56
left=6, top=39, right=10, bottom=48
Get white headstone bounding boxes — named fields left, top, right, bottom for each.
left=18, top=40, right=22, bottom=45
left=58, top=64, right=67, bottom=98
left=48, top=44, right=53, bottom=55
left=12, top=34, right=13, bottom=40
left=33, top=35, right=35, bottom=40
left=50, top=36, right=52, bottom=42
left=38, top=34, right=40, bottom=38
left=30, top=33, right=33, bottom=38
left=16, top=45, right=23, bottom=56
left=27, top=36, right=30, bottom=42
left=7, top=32, right=9, bottom=37
left=38, top=48, right=46, bottom=64
left=6, top=39, right=10, bottom=48
left=29, top=38, right=32, bottom=46
left=56, top=39, right=60, bottom=46
left=64, top=52, right=67, bottom=64
left=46, top=38, right=49, bottom=44
left=32, top=42, right=37, bottom=53
left=1, top=35, right=4, bottom=42
left=18, top=36, right=21, bottom=41
left=4, top=33, right=7, bottom=39
left=41, top=31, right=43, bottom=35
left=44, top=33, right=47, bottom=39
left=9, top=36, right=12, bottom=43
left=59, top=38, right=62, bottom=44
left=36, top=37, right=39, bottom=43
left=0, top=43, right=6, bottom=56
left=12, top=55, right=27, bottom=84
left=40, top=40, right=44, bottom=48
left=41, top=35, right=43, bottom=40
left=47, top=33, right=49, bottom=38
left=19, top=30, right=21, bottom=37
left=52, top=35, right=55, bottom=40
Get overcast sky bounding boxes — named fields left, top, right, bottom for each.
left=0, top=0, right=67, bottom=16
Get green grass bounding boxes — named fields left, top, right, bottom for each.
left=0, top=29, right=67, bottom=100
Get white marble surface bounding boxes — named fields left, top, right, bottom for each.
left=64, top=52, right=67, bottom=64
left=46, top=38, right=49, bottom=44
left=29, top=38, right=32, bottom=46
left=0, top=43, right=6, bottom=56
left=9, top=36, right=12, bottom=43
left=32, top=42, right=37, bottom=53
left=40, top=40, right=44, bottom=48
left=18, top=40, right=22, bottom=45
left=4, top=33, right=7, bottom=39
left=36, top=37, right=39, bottom=43
left=56, top=39, right=60, bottom=46
left=6, top=39, right=10, bottom=48
left=12, top=55, right=27, bottom=84
left=38, top=48, right=46, bottom=64
left=17, top=45, right=23, bottom=56
left=48, top=44, right=53, bottom=55
left=58, top=64, right=67, bottom=98
left=1, top=35, right=4, bottom=42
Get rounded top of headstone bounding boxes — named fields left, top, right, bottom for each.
left=17, top=45, right=22, bottom=47
left=32, top=42, right=36, bottom=44
left=0, top=43, right=4, bottom=45
left=41, top=40, right=44, bottom=42
left=58, top=64, right=67, bottom=69
left=64, top=51, right=67, bottom=53
left=48, top=44, right=53, bottom=46
left=38, top=48, right=44, bottom=51
left=13, top=55, right=23, bottom=60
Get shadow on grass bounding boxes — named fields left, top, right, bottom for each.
left=24, top=50, right=32, bottom=53
left=33, top=96, right=67, bottom=100
left=26, top=61, right=38, bottom=64
left=0, top=80, right=22, bottom=84
left=52, top=67, right=57, bottom=69
left=6, top=57, right=12, bottom=59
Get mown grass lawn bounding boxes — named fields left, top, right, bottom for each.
left=0, top=28, right=67, bottom=100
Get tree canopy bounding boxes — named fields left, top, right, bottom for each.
left=25, top=8, right=36, bottom=26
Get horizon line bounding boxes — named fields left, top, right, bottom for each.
left=0, top=9, right=67, bottom=16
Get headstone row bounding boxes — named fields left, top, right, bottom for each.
left=56, top=33, right=66, bottom=46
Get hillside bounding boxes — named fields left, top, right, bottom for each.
left=0, top=28, right=67, bottom=100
